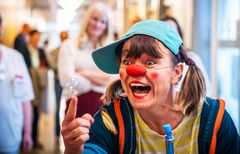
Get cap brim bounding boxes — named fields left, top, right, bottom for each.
left=92, top=20, right=183, bottom=74
left=92, top=37, right=127, bottom=74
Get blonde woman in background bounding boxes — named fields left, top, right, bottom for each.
left=58, top=2, right=113, bottom=118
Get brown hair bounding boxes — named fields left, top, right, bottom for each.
left=104, top=35, right=206, bottom=115
left=173, top=47, right=206, bottom=115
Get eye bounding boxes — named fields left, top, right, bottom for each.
left=101, top=20, right=107, bottom=24
left=122, top=59, right=132, bottom=65
left=92, top=16, right=98, bottom=22
left=145, top=60, right=156, bottom=66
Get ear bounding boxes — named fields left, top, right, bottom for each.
left=171, top=63, right=183, bottom=84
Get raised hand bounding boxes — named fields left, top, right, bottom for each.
left=61, top=96, right=94, bottom=154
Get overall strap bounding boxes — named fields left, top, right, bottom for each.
left=113, top=98, right=136, bottom=154
left=209, top=99, right=225, bottom=154
left=114, top=99, right=125, bottom=154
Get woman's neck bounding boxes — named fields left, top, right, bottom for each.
left=89, top=35, right=98, bottom=44
left=137, top=103, right=184, bottom=135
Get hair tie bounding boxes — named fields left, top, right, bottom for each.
left=186, top=56, right=195, bottom=66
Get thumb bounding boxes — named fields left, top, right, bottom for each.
left=82, top=113, right=95, bottom=124
left=65, top=96, right=78, bottom=122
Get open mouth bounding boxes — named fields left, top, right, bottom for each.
left=130, top=81, right=151, bottom=98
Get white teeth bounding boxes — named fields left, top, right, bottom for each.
left=134, top=93, right=148, bottom=97
left=130, top=83, right=147, bottom=87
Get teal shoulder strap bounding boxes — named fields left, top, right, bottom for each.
left=198, top=97, right=225, bottom=154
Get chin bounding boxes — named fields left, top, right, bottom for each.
left=128, top=97, right=152, bottom=109
left=132, top=103, right=152, bottom=110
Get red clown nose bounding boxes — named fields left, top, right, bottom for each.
left=126, top=64, right=147, bottom=77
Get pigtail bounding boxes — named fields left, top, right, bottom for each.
left=179, top=64, right=206, bottom=115
left=175, top=47, right=206, bottom=116
left=102, top=79, right=124, bottom=103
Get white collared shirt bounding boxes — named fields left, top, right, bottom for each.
left=58, top=39, right=107, bottom=99
left=0, top=45, right=34, bottom=152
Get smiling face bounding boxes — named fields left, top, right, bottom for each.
left=87, top=10, right=107, bottom=40
left=119, top=35, right=182, bottom=110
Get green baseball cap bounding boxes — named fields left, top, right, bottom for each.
left=92, top=20, right=183, bottom=74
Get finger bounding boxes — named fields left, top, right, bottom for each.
left=80, top=145, right=84, bottom=153
left=62, top=117, right=92, bottom=135
left=82, top=113, right=94, bottom=124
left=70, top=134, right=90, bottom=146
left=65, top=96, right=78, bottom=122
left=64, top=126, right=90, bottom=141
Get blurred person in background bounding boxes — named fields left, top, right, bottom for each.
left=21, top=29, right=49, bottom=149
left=47, top=31, right=68, bottom=143
left=161, top=15, right=212, bottom=96
left=113, top=31, right=119, bottom=41
left=43, top=39, right=50, bottom=54
left=14, top=23, right=31, bottom=66
left=58, top=2, right=113, bottom=118
left=27, top=30, right=48, bottom=69
left=0, top=13, right=34, bottom=153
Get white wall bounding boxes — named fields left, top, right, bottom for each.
left=168, top=0, right=194, bottom=50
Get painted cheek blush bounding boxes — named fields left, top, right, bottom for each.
left=119, top=71, right=124, bottom=79
left=150, top=72, right=158, bottom=79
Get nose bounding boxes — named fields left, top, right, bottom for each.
left=126, top=64, right=147, bottom=77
